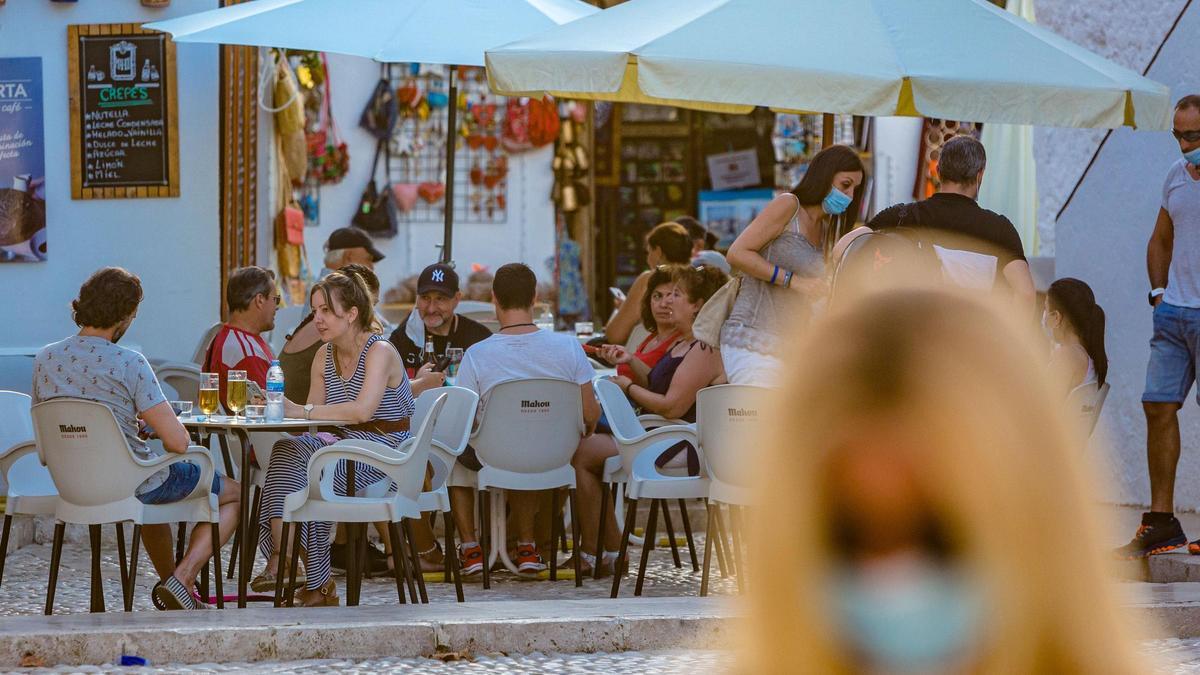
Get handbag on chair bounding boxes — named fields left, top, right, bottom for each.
left=692, top=276, right=741, bottom=349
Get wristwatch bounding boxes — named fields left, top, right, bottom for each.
left=1149, top=288, right=1166, bottom=306
left=304, top=403, right=314, bottom=420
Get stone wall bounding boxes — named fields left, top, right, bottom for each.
left=1032, top=0, right=1187, bottom=254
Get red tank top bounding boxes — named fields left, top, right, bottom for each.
left=617, top=330, right=681, bottom=379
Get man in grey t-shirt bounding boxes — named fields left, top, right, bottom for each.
left=1116, top=95, right=1200, bottom=559
left=32, top=268, right=240, bottom=610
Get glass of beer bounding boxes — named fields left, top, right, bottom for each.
left=199, top=373, right=219, bottom=420
left=227, top=370, right=248, bottom=420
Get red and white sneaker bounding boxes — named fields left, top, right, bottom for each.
left=458, top=543, right=484, bottom=577
left=515, top=543, right=547, bottom=576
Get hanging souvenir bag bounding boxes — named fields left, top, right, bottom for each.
left=359, top=64, right=398, bottom=140
left=307, top=53, right=350, bottom=185
left=352, top=139, right=396, bottom=238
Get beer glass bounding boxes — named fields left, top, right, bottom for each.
left=199, top=373, right=219, bottom=419
left=227, top=370, right=248, bottom=420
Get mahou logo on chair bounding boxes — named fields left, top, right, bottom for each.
left=57, top=423, right=87, bottom=438
left=520, top=400, right=550, bottom=413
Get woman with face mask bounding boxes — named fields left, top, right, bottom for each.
left=1043, top=277, right=1108, bottom=396
left=744, top=287, right=1142, bottom=674
left=722, top=144, right=864, bottom=386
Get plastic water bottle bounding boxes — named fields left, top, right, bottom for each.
left=266, top=360, right=285, bottom=423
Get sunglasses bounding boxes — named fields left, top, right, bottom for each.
left=1173, top=128, right=1200, bottom=143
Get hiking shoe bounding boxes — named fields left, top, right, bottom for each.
left=458, top=543, right=485, bottom=577
left=1114, top=515, right=1187, bottom=559
left=515, top=543, right=547, bottom=575
left=1189, top=538, right=1200, bottom=555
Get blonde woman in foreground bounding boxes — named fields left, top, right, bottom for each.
left=744, top=287, right=1145, bottom=674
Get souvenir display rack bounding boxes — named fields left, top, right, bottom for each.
left=385, top=64, right=508, bottom=225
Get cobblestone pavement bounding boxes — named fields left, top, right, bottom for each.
left=0, top=519, right=736, bottom=616
left=10, top=649, right=735, bottom=673
left=11, top=641, right=1200, bottom=673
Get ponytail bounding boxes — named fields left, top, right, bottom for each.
left=1047, top=278, right=1108, bottom=387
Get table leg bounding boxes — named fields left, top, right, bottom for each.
left=232, top=429, right=253, bottom=608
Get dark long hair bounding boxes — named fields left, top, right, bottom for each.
left=1047, top=278, right=1107, bottom=387
left=791, top=144, right=867, bottom=252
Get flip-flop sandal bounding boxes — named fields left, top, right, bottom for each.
left=153, top=577, right=197, bottom=610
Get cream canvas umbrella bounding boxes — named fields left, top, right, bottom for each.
left=146, top=0, right=599, bottom=263
left=486, top=0, right=1172, bottom=131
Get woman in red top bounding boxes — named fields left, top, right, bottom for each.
left=600, top=265, right=683, bottom=388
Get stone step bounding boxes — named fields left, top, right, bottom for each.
left=0, top=597, right=734, bottom=668
left=1148, top=551, right=1200, bottom=583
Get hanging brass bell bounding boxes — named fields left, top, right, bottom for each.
left=574, top=145, right=589, bottom=171
left=561, top=120, right=576, bottom=145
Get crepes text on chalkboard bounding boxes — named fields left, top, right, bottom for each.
left=68, top=24, right=179, bottom=199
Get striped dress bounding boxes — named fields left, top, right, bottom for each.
left=258, top=333, right=415, bottom=590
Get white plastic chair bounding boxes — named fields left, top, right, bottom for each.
left=1068, top=381, right=1110, bottom=437
left=594, top=378, right=700, bottom=580
left=455, top=301, right=499, bottom=332
left=153, top=361, right=201, bottom=404
left=471, top=379, right=585, bottom=587
left=0, top=391, right=57, bottom=589
left=358, top=386, right=477, bottom=602
left=276, top=393, right=448, bottom=607
left=192, top=322, right=224, bottom=366
left=696, top=385, right=771, bottom=596
left=32, top=398, right=224, bottom=613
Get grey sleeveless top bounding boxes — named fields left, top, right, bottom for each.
left=721, top=194, right=825, bottom=354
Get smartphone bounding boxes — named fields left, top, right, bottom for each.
left=433, top=355, right=453, bottom=373
left=583, top=344, right=601, bottom=356
left=609, top=287, right=626, bottom=303
left=246, top=380, right=266, bottom=401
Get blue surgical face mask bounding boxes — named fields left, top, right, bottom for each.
left=823, top=187, right=853, bottom=216
left=834, top=555, right=984, bottom=672
left=1184, top=146, right=1200, bottom=167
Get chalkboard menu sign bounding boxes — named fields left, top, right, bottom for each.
left=68, top=24, right=179, bottom=199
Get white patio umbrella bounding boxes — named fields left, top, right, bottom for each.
left=145, top=0, right=599, bottom=263
left=485, top=0, right=1172, bottom=131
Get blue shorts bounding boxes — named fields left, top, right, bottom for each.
left=1143, top=302, right=1200, bottom=405
left=137, top=461, right=222, bottom=505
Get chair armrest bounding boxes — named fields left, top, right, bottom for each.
left=304, top=439, right=416, bottom=502
left=614, top=425, right=699, bottom=479
left=637, top=414, right=689, bottom=428
left=0, top=440, right=38, bottom=479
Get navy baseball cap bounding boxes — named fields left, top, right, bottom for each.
left=417, top=263, right=459, bottom=296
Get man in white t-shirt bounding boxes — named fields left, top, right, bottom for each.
left=1117, top=95, right=1200, bottom=559
left=451, top=263, right=600, bottom=577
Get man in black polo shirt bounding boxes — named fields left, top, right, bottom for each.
left=867, top=135, right=1036, bottom=316
left=389, top=262, right=492, bottom=394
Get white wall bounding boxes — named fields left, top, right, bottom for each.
left=1056, top=4, right=1200, bottom=507
left=301, top=53, right=557, bottom=292
left=871, top=117, right=923, bottom=214
left=0, top=0, right=223, bottom=365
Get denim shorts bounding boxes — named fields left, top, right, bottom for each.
left=137, top=461, right=222, bottom=505
left=1144, top=302, right=1200, bottom=405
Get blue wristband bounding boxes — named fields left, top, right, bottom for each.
left=770, top=265, right=780, bottom=285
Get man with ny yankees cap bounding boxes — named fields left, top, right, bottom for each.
left=388, top=262, right=492, bottom=395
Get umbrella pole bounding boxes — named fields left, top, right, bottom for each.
left=822, top=112, right=834, bottom=149
left=442, top=65, right=459, bottom=264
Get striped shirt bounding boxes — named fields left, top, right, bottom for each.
left=323, top=334, right=414, bottom=447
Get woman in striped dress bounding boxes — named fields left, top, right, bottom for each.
left=256, top=271, right=415, bottom=607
